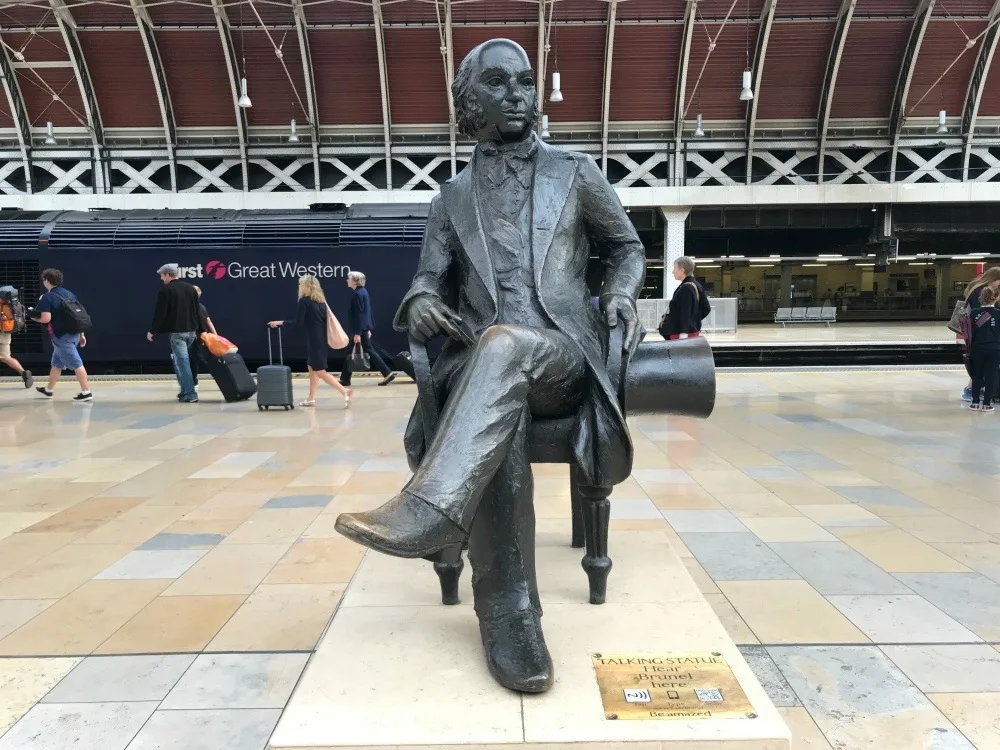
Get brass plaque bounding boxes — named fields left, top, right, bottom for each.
left=591, top=652, right=756, bottom=721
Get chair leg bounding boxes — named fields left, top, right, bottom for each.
left=579, top=485, right=612, bottom=605
left=570, top=466, right=584, bottom=549
left=430, top=545, right=464, bottom=605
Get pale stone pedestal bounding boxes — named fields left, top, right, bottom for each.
left=269, top=524, right=790, bottom=749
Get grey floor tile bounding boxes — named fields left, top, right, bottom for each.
left=139, top=533, right=225, bottom=550
left=43, top=655, right=196, bottom=703
left=0, top=702, right=158, bottom=750
left=662, top=510, right=748, bottom=533
left=316, top=449, right=369, bottom=465
left=679, top=533, right=800, bottom=581
left=769, top=542, right=912, bottom=596
left=895, top=572, right=1000, bottom=636
left=632, top=468, right=693, bottom=485
left=128, top=415, right=193, bottom=430
left=160, top=653, right=309, bottom=710
left=357, top=456, right=411, bottom=472
left=830, top=485, right=928, bottom=509
left=881, top=645, right=1000, bottom=692
left=827, top=595, right=981, bottom=644
left=737, top=646, right=800, bottom=707
left=609, top=498, right=662, bottom=520
left=125, top=708, right=281, bottom=750
left=769, top=646, right=974, bottom=749
left=94, top=550, right=208, bottom=580
left=741, top=466, right=809, bottom=481
left=263, top=494, right=332, bottom=509
left=773, top=451, right=843, bottom=470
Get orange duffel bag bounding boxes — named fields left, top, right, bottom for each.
left=201, top=332, right=238, bottom=357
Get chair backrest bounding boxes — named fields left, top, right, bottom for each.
left=821, top=306, right=837, bottom=320
left=790, top=308, right=807, bottom=320
left=805, top=307, right=822, bottom=320
left=775, top=308, right=792, bottom=321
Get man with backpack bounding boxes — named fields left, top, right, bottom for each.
left=0, top=285, right=33, bottom=389
left=658, top=256, right=712, bottom=340
left=30, top=268, right=93, bottom=401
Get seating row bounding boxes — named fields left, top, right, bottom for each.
left=774, top=307, right=836, bottom=326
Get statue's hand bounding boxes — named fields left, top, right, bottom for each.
left=601, top=294, right=639, bottom=351
left=407, top=295, right=465, bottom=343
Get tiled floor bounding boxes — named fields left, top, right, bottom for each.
left=0, top=367, right=998, bottom=748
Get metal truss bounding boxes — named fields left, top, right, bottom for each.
left=889, top=0, right=937, bottom=182
left=130, top=0, right=177, bottom=190
left=291, top=0, right=320, bottom=189
left=600, top=0, right=618, bottom=174
left=961, top=0, right=1000, bottom=181
left=210, top=0, right=249, bottom=191
left=817, top=0, right=857, bottom=183
left=372, top=0, right=392, bottom=189
left=50, top=0, right=106, bottom=192
left=433, top=0, right=457, bottom=177
left=673, top=0, right=699, bottom=184
left=745, top=0, right=777, bottom=185
left=0, top=36, right=32, bottom=192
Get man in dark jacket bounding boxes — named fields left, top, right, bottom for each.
left=339, top=271, right=395, bottom=387
left=660, top=256, right=710, bottom=339
left=147, top=263, right=202, bottom=403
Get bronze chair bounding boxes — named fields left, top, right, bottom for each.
left=408, top=329, right=716, bottom=608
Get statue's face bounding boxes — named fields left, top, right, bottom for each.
left=471, top=42, right=536, bottom=140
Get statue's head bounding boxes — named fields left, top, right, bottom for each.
left=453, top=39, right=538, bottom=142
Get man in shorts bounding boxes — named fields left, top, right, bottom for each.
left=0, top=332, right=33, bottom=389
left=31, top=268, right=92, bottom=401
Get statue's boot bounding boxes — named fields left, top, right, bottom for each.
left=335, top=491, right=467, bottom=558
left=479, top=609, right=553, bottom=693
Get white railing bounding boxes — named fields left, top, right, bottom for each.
left=636, top=297, right=738, bottom=334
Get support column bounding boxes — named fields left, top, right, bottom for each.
left=779, top=264, right=793, bottom=307
left=860, top=267, right=875, bottom=293
left=721, top=267, right=733, bottom=296
left=661, top=207, right=691, bottom=300
left=935, top=260, right=951, bottom=317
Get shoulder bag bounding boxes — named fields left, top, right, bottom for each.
left=325, top=304, right=349, bottom=349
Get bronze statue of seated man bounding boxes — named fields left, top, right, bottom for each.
left=336, top=38, right=645, bottom=694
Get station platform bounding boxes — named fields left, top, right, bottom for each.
left=0, top=368, right=997, bottom=750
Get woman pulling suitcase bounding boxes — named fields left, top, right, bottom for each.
left=269, top=275, right=351, bottom=408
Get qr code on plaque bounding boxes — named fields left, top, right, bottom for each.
left=695, top=688, right=724, bottom=703
left=623, top=689, right=651, bottom=703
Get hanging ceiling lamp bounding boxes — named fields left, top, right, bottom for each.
left=936, top=109, right=948, bottom=135
left=288, top=119, right=300, bottom=143
left=44, top=121, right=56, bottom=145
left=549, top=71, right=563, bottom=103
left=237, top=77, right=252, bottom=109
left=541, top=114, right=551, bottom=139
left=694, top=113, right=705, bottom=138
left=739, top=70, right=754, bottom=101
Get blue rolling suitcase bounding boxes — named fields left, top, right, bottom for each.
left=257, top=327, right=294, bottom=411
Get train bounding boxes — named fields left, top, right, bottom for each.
left=0, top=204, right=435, bottom=373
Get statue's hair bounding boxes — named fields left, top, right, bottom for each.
left=453, top=39, right=538, bottom=138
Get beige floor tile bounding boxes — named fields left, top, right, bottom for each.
left=0, top=580, right=168, bottom=655
left=0, top=533, right=79, bottom=580
left=0, top=599, right=58, bottom=640
left=319, top=471, right=409, bottom=496
left=800, top=469, right=878, bottom=487
left=96, top=594, right=246, bottom=653
left=927, top=694, right=1000, bottom=750
left=151, top=434, right=219, bottom=451
left=797, top=504, right=885, bottom=525
left=301, top=514, right=346, bottom=538
left=608, top=518, right=670, bottom=531
left=39, top=457, right=124, bottom=481
left=162, top=543, right=291, bottom=596
left=682, top=558, right=720, bottom=594
left=264, top=539, right=367, bottom=584
left=778, top=707, right=833, bottom=749
left=73, top=503, right=190, bottom=545
left=24, top=496, right=144, bottom=534
left=0, top=512, right=55, bottom=542
left=703, top=593, right=759, bottom=645
left=689, top=470, right=768, bottom=495
left=719, top=580, right=870, bottom=644
left=207, top=583, right=344, bottom=651
left=0, top=543, right=135, bottom=599
left=761, top=481, right=852, bottom=506
left=742, top=517, right=838, bottom=543
left=890, top=516, right=996, bottom=544
left=716, top=493, right=802, bottom=518
left=222, top=508, right=323, bottom=545
left=321, top=494, right=395, bottom=516
left=144, top=478, right=238, bottom=506
left=162, top=517, right=248, bottom=536
left=2, top=480, right=114, bottom=512
left=646, top=483, right=723, bottom=509
left=179, top=491, right=274, bottom=522
left=930, top=542, right=1000, bottom=573
left=833, top=528, right=971, bottom=573
left=288, top=464, right=358, bottom=489
left=73, top=459, right=162, bottom=484
left=0, top=657, right=81, bottom=733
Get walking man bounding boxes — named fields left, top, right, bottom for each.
left=147, top=263, right=201, bottom=403
left=339, top=271, right=396, bottom=388
left=31, top=268, right=92, bottom=401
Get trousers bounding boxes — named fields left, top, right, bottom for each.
left=339, top=332, right=391, bottom=385
left=971, top=348, right=1000, bottom=407
left=406, top=325, right=586, bottom=619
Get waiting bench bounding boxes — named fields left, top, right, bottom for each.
left=774, top=307, right=836, bottom=327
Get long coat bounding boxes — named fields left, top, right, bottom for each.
left=393, top=136, right=646, bottom=488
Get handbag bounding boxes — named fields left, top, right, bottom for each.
left=325, top=305, right=349, bottom=349
left=201, top=332, right=237, bottom=357
left=350, top=341, right=370, bottom=370
left=947, top=299, right=969, bottom=335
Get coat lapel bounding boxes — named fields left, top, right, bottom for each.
left=531, top=141, right=578, bottom=289
left=440, top=157, right=497, bottom=311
